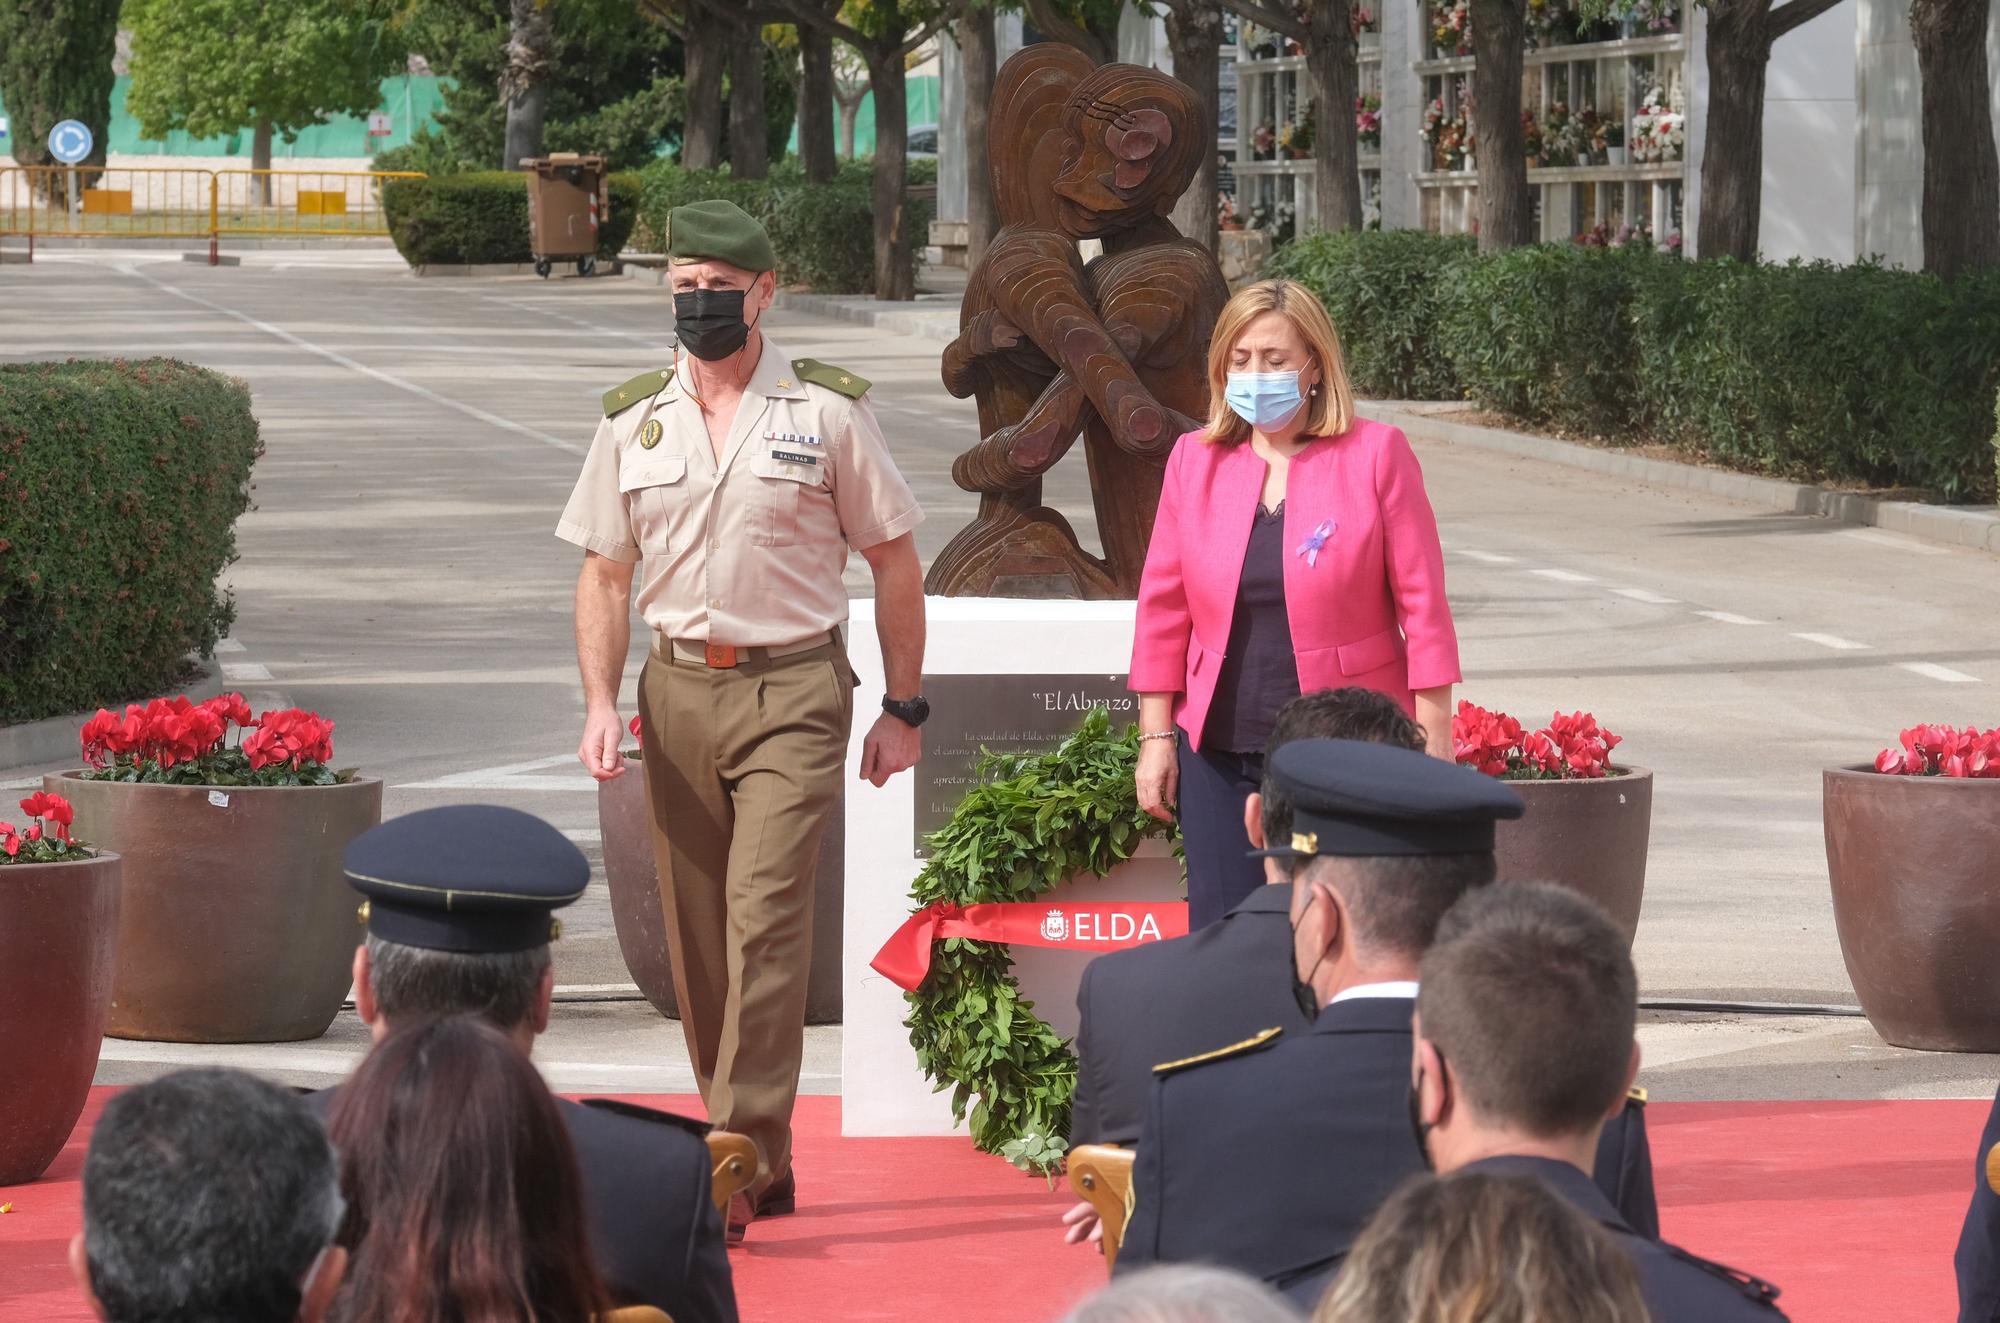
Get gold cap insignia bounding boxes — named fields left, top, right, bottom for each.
left=356, top=900, right=371, bottom=924
left=1290, top=831, right=1319, bottom=855
left=640, top=418, right=664, bottom=450
left=550, top=917, right=564, bottom=941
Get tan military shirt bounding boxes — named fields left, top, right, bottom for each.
left=556, top=338, right=923, bottom=646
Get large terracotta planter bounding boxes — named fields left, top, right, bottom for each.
left=1825, top=768, right=2000, bottom=1051
left=49, top=773, right=383, bottom=1043
left=0, top=852, right=120, bottom=1184
left=1494, top=767, right=1653, bottom=944
left=601, top=758, right=843, bottom=1023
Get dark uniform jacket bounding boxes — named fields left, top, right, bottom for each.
left=1069, top=885, right=1308, bottom=1149
left=1114, top=996, right=1658, bottom=1303
left=307, top=1087, right=738, bottom=1323
left=1469, top=1155, right=1786, bottom=1322
left=1954, top=1086, right=2000, bottom=1322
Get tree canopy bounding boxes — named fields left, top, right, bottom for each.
left=0, top=0, right=121, bottom=173
left=124, top=0, right=410, bottom=145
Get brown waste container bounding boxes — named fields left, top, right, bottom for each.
left=525, top=153, right=607, bottom=277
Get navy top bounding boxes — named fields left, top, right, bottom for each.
left=1205, top=503, right=1302, bottom=754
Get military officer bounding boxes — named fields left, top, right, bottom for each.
left=1117, top=739, right=1524, bottom=1296
left=1953, top=1085, right=2000, bottom=1322
left=311, top=805, right=737, bottom=1323
left=558, top=199, right=928, bottom=1238
left=1413, top=883, right=1786, bottom=1321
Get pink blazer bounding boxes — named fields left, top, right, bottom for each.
left=1130, top=420, right=1461, bottom=751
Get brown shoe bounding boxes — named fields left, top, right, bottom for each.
left=725, top=1191, right=754, bottom=1245
left=755, top=1167, right=796, bottom=1217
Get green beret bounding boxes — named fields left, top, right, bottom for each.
left=666, top=199, right=776, bottom=273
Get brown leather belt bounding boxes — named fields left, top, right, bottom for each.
left=659, top=631, right=839, bottom=670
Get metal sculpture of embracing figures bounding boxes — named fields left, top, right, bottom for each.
left=927, top=46, right=1231, bottom=599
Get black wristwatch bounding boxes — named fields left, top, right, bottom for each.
left=882, top=694, right=930, bottom=728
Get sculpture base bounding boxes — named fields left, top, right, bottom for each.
left=923, top=506, right=1122, bottom=600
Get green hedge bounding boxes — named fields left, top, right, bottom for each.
left=0, top=360, right=260, bottom=724
left=632, top=159, right=934, bottom=295
left=1272, top=232, right=2000, bottom=503
left=381, top=171, right=642, bottom=266
left=1263, top=229, right=1473, bottom=400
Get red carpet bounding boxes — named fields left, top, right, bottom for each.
left=1, top=1093, right=1985, bottom=1321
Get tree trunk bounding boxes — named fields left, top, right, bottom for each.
left=500, top=0, right=553, bottom=168
left=1164, top=2, right=1224, bottom=252
left=1306, top=0, right=1363, bottom=233
left=836, top=88, right=867, bottom=158
left=252, top=118, right=274, bottom=205
left=1911, top=0, right=2000, bottom=278
left=681, top=21, right=725, bottom=169
left=800, top=24, right=838, bottom=181
left=959, top=6, right=1000, bottom=265
left=868, top=48, right=915, bottom=300
left=1468, top=0, right=1532, bottom=250
left=1696, top=1, right=1772, bottom=262
left=728, top=18, right=769, bottom=178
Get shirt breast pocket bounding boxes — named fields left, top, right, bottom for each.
left=749, top=449, right=826, bottom=547
left=619, top=456, right=689, bottom=553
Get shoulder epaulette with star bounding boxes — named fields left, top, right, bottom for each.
left=1627, top=1085, right=1649, bottom=1106
left=791, top=357, right=870, bottom=399
left=1152, top=1026, right=1284, bottom=1077
left=603, top=366, right=676, bottom=417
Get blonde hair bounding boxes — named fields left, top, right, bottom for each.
left=1313, top=1171, right=1653, bottom=1323
left=1204, top=278, right=1357, bottom=445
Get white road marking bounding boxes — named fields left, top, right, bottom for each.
left=1455, top=550, right=1517, bottom=564
left=213, top=638, right=246, bottom=653
left=220, top=661, right=274, bottom=681
left=554, top=982, right=640, bottom=995
left=116, top=264, right=586, bottom=455
left=1792, top=632, right=1870, bottom=651
left=397, top=753, right=598, bottom=792
left=562, top=828, right=603, bottom=843
left=1531, top=568, right=1597, bottom=583
left=1694, top=610, right=1766, bottom=625
left=1611, top=588, right=1680, bottom=604
left=1899, top=662, right=1981, bottom=683
left=1841, top=528, right=1948, bottom=556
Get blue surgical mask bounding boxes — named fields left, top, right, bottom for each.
left=1225, top=370, right=1306, bottom=430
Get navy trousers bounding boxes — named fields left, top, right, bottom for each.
left=1176, top=730, right=1268, bottom=931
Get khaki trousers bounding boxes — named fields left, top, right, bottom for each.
left=636, top=635, right=852, bottom=1183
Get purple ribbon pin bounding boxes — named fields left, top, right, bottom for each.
left=1297, top=519, right=1336, bottom=567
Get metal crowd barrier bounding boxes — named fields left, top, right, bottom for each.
left=0, top=166, right=426, bottom=262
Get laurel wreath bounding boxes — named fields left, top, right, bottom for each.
left=901, top=708, right=1179, bottom=1174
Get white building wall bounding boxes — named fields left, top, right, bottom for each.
left=1761, top=0, right=1859, bottom=262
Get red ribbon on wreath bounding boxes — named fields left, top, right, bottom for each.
left=871, top=901, right=1190, bottom=991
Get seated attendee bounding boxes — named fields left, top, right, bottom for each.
left=1065, top=689, right=1426, bottom=1250
left=1411, top=882, right=1787, bottom=1320
left=71, top=1069, right=346, bottom=1323
left=1312, top=1169, right=1649, bottom=1323
left=1060, top=1265, right=1302, bottom=1323
left=1115, top=739, right=1521, bottom=1301
left=1955, top=1087, right=2000, bottom=1322
left=316, top=804, right=736, bottom=1323
left=328, top=1015, right=607, bottom=1323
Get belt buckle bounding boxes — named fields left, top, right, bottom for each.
left=704, top=643, right=738, bottom=669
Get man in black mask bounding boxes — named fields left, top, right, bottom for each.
left=559, top=198, right=928, bottom=1240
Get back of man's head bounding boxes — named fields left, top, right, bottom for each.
left=79, top=1069, right=342, bottom=1323
left=1304, top=849, right=1497, bottom=964
left=1417, top=883, right=1638, bottom=1140
left=1261, top=688, right=1426, bottom=866
left=364, top=933, right=550, bottom=1032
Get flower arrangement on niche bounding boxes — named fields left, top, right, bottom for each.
left=1631, top=84, right=1686, bottom=163
left=1356, top=94, right=1383, bottom=151
left=1453, top=703, right=1626, bottom=780
left=1352, top=6, right=1378, bottom=36
left=1429, top=0, right=1472, bottom=55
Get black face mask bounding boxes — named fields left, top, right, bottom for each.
left=1289, top=908, right=1331, bottom=1021
left=674, top=287, right=752, bottom=361
left=1407, top=1061, right=1441, bottom=1172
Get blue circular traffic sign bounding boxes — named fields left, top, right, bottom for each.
left=47, top=119, right=93, bottom=165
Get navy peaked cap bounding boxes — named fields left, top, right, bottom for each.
left=342, top=805, right=589, bottom=953
left=1252, top=738, right=1525, bottom=859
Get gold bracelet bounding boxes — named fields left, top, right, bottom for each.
left=1138, top=730, right=1179, bottom=743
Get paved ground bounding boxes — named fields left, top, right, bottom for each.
left=3, top=247, right=1996, bottom=1102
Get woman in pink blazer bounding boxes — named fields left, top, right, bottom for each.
left=1130, top=279, right=1461, bottom=928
